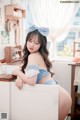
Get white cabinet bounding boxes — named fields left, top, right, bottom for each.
left=0, top=80, right=59, bottom=120
left=0, top=82, right=11, bottom=120
left=11, top=82, right=59, bottom=120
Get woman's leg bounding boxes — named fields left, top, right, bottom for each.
left=59, top=86, right=72, bottom=120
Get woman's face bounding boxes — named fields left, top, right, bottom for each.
left=27, top=34, right=41, bottom=53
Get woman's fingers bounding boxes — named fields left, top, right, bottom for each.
left=15, top=79, right=24, bottom=89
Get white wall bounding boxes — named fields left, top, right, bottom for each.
left=0, top=0, right=10, bottom=5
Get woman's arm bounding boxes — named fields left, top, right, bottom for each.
left=12, top=69, right=37, bottom=85
left=12, top=53, right=39, bottom=85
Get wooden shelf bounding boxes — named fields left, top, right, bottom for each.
left=5, top=4, right=26, bottom=21
left=5, top=45, right=22, bottom=63
left=75, top=50, right=80, bottom=52
left=69, top=63, right=80, bottom=120
left=73, top=41, right=80, bottom=57
left=75, top=93, right=80, bottom=97
left=0, top=74, right=16, bottom=82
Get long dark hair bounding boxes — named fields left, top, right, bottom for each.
left=21, top=30, right=54, bottom=77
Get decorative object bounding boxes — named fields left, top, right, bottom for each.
left=0, top=31, right=10, bottom=44
left=73, top=41, right=80, bottom=57
left=73, top=57, right=80, bottom=63
left=5, top=4, right=26, bottom=45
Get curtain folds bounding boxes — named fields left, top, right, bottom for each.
left=27, top=0, right=79, bottom=42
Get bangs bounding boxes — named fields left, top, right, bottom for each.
left=28, top=32, right=41, bottom=44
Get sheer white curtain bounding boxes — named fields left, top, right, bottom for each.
left=27, top=0, right=79, bottom=58
left=27, top=0, right=79, bottom=41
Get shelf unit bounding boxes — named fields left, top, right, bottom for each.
left=69, top=63, right=80, bottom=120
left=5, top=4, right=26, bottom=21
left=73, top=41, right=80, bottom=57
left=5, top=45, right=22, bottom=63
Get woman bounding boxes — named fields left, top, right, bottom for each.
left=12, top=25, right=72, bottom=120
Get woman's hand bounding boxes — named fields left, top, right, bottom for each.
left=15, top=77, right=25, bottom=89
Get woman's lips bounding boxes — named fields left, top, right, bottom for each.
left=29, top=48, right=33, bottom=50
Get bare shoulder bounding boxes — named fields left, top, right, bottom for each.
left=28, top=53, right=39, bottom=60
left=28, top=52, right=41, bottom=64
left=28, top=52, right=47, bottom=69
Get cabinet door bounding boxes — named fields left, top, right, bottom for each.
left=11, top=82, right=59, bottom=120
left=0, top=82, right=11, bottom=120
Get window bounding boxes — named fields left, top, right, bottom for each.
left=56, top=7, right=80, bottom=59
left=73, top=7, right=80, bottom=26
left=56, top=32, right=75, bottom=58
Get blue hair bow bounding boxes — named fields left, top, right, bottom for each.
left=28, top=25, right=49, bottom=37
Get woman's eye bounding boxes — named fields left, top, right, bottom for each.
left=35, top=42, right=39, bottom=45
left=28, top=39, right=32, bottom=42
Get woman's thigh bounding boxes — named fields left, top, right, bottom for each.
left=59, top=86, right=72, bottom=120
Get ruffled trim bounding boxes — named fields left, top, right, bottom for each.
left=25, top=64, right=40, bottom=78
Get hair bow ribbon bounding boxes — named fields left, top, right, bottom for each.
left=28, top=25, right=49, bottom=37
